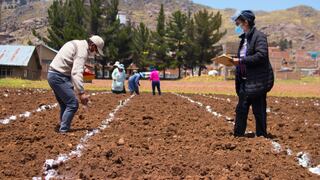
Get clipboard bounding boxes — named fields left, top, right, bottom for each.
left=212, top=54, right=235, bottom=66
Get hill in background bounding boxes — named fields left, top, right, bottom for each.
left=0, top=0, right=319, bottom=50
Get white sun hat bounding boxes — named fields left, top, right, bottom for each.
left=89, top=35, right=105, bottom=56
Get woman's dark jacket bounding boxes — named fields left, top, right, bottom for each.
left=236, top=27, right=274, bottom=96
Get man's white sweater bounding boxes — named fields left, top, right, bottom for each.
left=49, top=40, right=89, bottom=94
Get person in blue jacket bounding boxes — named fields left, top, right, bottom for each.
left=128, top=72, right=144, bottom=95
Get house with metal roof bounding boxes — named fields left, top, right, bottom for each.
left=0, top=45, right=42, bottom=80
left=36, top=43, right=58, bottom=79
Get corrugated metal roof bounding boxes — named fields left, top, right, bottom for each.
left=0, top=45, right=36, bottom=66
left=39, top=43, right=58, bottom=53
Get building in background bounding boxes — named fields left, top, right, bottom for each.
left=36, top=43, right=58, bottom=79
left=213, top=42, right=319, bottom=80
left=210, top=42, right=237, bottom=79
left=117, top=11, right=128, bottom=25
left=0, top=45, right=42, bottom=80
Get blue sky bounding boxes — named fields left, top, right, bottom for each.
left=192, top=0, right=320, bottom=11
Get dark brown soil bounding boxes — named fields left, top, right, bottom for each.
left=0, top=89, right=319, bottom=179
left=0, top=90, right=129, bottom=178
left=186, top=94, right=320, bottom=168
left=0, top=88, right=55, bottom=119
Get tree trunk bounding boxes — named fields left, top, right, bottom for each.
left=198, top=66, right=202, bottom=76
left=102, top=65, right=105, bottom=79
left=191, top=67, right=194, bottom=76
left=163, top=68, right=166, bottom=79
left=199, top=49, right=204, bottom=77
left=178, top=65, right=181, bottom=79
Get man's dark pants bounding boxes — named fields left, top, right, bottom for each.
left=48, top=71, right=79, bottom=132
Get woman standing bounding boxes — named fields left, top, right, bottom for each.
left=149, top=67, right=161, bottom=95
left=231, top=10, right=274, bottom=137
left=111, top=64, right=126, bottom=94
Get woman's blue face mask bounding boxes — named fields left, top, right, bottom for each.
left=235, top=25, right=244, bottom=35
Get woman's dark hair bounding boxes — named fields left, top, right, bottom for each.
left=237, top=15, right=255, bottom=28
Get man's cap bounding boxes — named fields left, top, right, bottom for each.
left=89, top=35, right=105, bottom=56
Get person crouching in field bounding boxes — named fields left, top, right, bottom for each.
left=111, top=64, right=126, bottom=94
left=47, top=35, right=104, bottom=133
left=149, top=67, right=161, bottom=95
left=231, top=10, right=274, bottom=137
left=128, top=72, right=144, bottom=95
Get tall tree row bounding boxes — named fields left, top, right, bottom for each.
left=33, top=0, right=88, bottom=50
left=34, top=1, right=226, bottom=78
left=194, top=9, right=226, bottom=76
